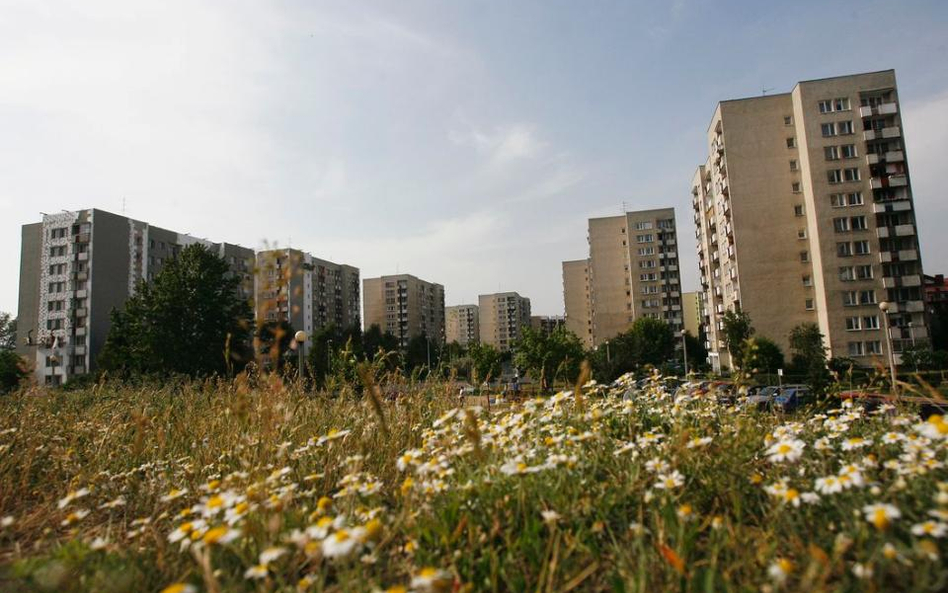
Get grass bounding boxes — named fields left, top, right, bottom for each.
left=0, top=371, right=947, bottom=592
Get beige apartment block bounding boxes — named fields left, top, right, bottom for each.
left=583, top=209, right=683, bottom=347
left=363, top=274, right=445, bottom=348
left=681, top=291, right=703, bottom=338
left=478, top=292, right=531, bottom=352
left=530, top=315, right=566, bottom=337
left=254, top=249, right=361, bottom=358
left=446, top=304, right=479, bottom=346
left=562, top=259, right=593, bottom=349
left=693, top=70, right=927, bottom=370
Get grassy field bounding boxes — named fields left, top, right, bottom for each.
left=1, top=373, right=947, bottom=592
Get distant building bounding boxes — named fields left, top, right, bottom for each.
left=530, top=315, right=566, bottom=337
left=16, top=209, right=253, bottom=385
left=478, top=292, right=531, bottom=352
left=363, top=274, right=445, bottom=348
left=681, top=291, right=703, bottom=338
left=254, top=248, right=361, bottom=357
left=923, top=274, right=948, bottom=308
left=562, top=259, right=592, bottom=348
left=445, top=304, right=479, bottom=346
left=563, top=208, right=683, bottom=348
left=693, top=70, right=927, bottom=370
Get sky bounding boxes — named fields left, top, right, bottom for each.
left=2, top=0, right=948, bottom=317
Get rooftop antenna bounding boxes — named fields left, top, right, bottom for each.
left=621, top=201, right=629, bottom=213
left=762, top=86, right=774, bottom=96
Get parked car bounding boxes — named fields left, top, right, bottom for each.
left=742, top=386, right=782, bottom=410
left=773, top=386, right=812, bottom=412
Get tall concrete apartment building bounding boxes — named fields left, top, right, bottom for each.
left=445, top=304, right=480, bottom=346
left=562, top=259, right=592, bottom=348
left=478, top=292, right=531, bottom=352
left=681, top=291, right=703, bottom=338
left=563, top=209, right=683, bottom=348
left=363, top=274, right=445, bottom=348
left=16, top=209, right=254, bottom=385
left=254, top=249, right=360, bottom=356
left=693, top=70, right=927, bottom=370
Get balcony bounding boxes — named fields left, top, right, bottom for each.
left=872, top=200, right=912, bottom=213
left=76, top=289, right=87, bottom=299
left=895, top=224, right=915, bottom=236
left=904, top=301, right=925, bottom=313
left=879, top=252, right=892, bottom=263
left=74, top=327, right=86, bottom=337
left=902, top=274, right=922, bottom=287
left=859, top=103, right=898, bottom=117
left=77, top=252, right=89, bottom=262
left=885, top=150, right=904, bottom=162
left=75, top=346, right=86, bottom=356
left=898, top=249, right=919, bottom=261
left=877, top=227, right=890, bottom=238
left=76, top=271, right=88, bottom=281
left=866, top=153, right=879, bottom=165
left=75, top=232, right=91, bottom=243
left=889, top=175, right=908, bottom=187
left=882, top=126, right=901, bottom=139
left=75, top=308, right=88, bottom=317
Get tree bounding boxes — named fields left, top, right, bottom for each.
left=683, top=330, right=709, bottom=373
left=98, top=244, right=253, bottom=377
left=591, top=317, right=675, bottom=381
left=468, top=342, right=502, bottom=385
left=0, top=313, right=15, bottom=351
left=362, top=325, right=399, bottom=363
left=405, top=334, right=439, bottom=375
left=721, top=310, right=754, bottom=369
left=788, top=323, right=831, bottom=395
left=0, top=350, right=26, bottom=394
left=256, top=320, right=296, bottom=373
left=742, top=336, right=785, bottom=375
left=513, top=327, right=585, bottom=389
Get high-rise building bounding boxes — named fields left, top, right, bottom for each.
left=254, top=249, right=360, bottom=357
left=693, top=70, right=927, bottom=370
left=562, top=259, right=592, bottom=349
left=363, top=274, right=445, bottom=348
left=478, top=292, right=531, bottom=352
left=681, top=291, right=703, bottom=338
left=445, top=304, right=479, bottom=346
left=564, top=209, right=683, bottom=348
left=530, top=315, right=566, bottom=336
left=16, top=209, right=254, bottom=385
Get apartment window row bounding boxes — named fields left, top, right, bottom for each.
left=839, top=265, right=874, bottom=282
left=828, top=167, right=861, bottom=184
left=46, top=318, right=64, bottom=330
left=640, top=273, right=658, bottom=281
left=825, top=144, right=858, bottom=161
left=818, top=97, right=851, bottom=113
left=657, top=219, right=675, bottom=229
left=636, top=234, right=654, bottom=243
left=639, top=260, right=656, bottom=269
left=48, top=281, right=66, bottom=293
left=845, top=315, right=881, bottom=331
left=836, top=240, right=871, bottom=257
left=49, top=246, right=68, bottom=257
left=48, top=263, right=67, bottom=275
left=47, top=299, right=65, bottom=312
left=638, top=247, right=655, bottom=256
left=49, top=227, right=68, bottom=239
left=848, top=341, right=882, bottom=357
left=633, top=221, right=653, bottom=230
left=843, top=290, right=877, bottom=306
left=830, top=192, right=864, bottom=207
left=821, top=120, right=855, bottom=137
left=833, top=216, right=868, bottom=232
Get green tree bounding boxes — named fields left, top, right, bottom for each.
left=468, top=342, right=502, bottom=385
left=742, top=336, right=785, bottom=375
left=362, top=324, right=399, bottom=364
left=0, top=350, right=26, bottom=394
left=98, top=244, right=253, bottom=377
left=683, top=330, right=709, bottom=373
left=0, top=313, right=16, bottom=351
left=256, top=320, right=296, bottom=373
left=591, top=317, right=675, bottom=381
left=721, top=310, right=754, bottom=369
left=788, top=323, right=831, bottom=395
left=513, top=327, right=585, bottom=390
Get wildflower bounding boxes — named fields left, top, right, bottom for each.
left=862, top=503, right=901, bottom=530
left=99, top=496, right=126, bottom=509
left=655, top=470, right=685, bottom=490
left=541, top=510, right=560, bottom=524
left=676, top=504, right=694, bottom=520
left=851, top=563, right=873, bottom=579
left=57, top=488, right=90, bottom=509
left=322, top=528, right=365, bottom=559
left=1, top=516, right=13, bottom=528
left=201, top=526, right=241, bottom=545
left=61, top=509, right=90, bottom=526
left=259, top=546, right=288, bottom=564
left=410, top=567, right=453, bottom=593
left=711, top=515, right=724, bottom=530
left=841, top=437, right=871, bottom=451
left=161, top=488, right=188, bottom=502
left=686, top=436, right=713, bottom=449
left=766, top=439, right=805, bottom=463
left=911, top=521, right=948, bottom=538
left=160, top=584, right=197, bottom=593
left=89, top=536, right=109, bottom=550
left=317, top=429, right=351, bottom=445
left=768, top=558, right=793, bottom=584
left=917, top=415, right=948, bottom=440
left=244, top=565, right=269, bottom=580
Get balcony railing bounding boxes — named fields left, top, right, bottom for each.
left=859, top=103, right=898, bottom=118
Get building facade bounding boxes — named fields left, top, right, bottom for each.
left=530, top=315, right=566, bottom=336
left=693, top=70, right=927, bottom=370
left=363, top=274, right=445, bottom=348
left=16, top=209, right=254, bottom=385
left=564, top=209, right=683, bottom=348
left=478, top=292, right=531, bottom=352
left=681, top=291, right=703, bottom=338
left=445, top=304, right=480, bottom=346
left=562, top=259, right=593, bottom=348
left=254, top=249, right=360, bottom=357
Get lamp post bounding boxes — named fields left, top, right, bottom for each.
left=680, top=330, right=689, bottom=378
left=878, top=302, right=897, bottom=395
left=605, top=340, right=611, bottom=363
left=294, top=330, right=307, bottom=383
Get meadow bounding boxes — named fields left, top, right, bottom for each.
left=1, top=372, right=947, bottom=592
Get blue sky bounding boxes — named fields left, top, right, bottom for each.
left=2, top=0, right=947, bottom=317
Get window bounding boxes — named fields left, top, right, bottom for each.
left=634, top=221, right=653, bottom=230
left=833, top=217, right=850, bottom=232
left=790, top=159, right=799, bottom=171
left=784, top=115, right=793, bottom=126
left=639, top=260, right=656, bottom=269
left=843, top=291, right=858, bottom=306
left=828, top=169, right=843, bottom=184
left=865, top=341, right=882, bottom=355
left=851, top=216, right=868, bottom=230
left=787, top=137, right=797, bottom=148
left=636, top=234, right=654, bottom=243
left=791, top=182, right=802, bottom=193
left=847, top=192, right=864, bottom=206
left=854, top=240, right=871, bottom=255
left=818, top=100, right=833, bottom=114
left=846, top=317, right=862, bottom=331
left=837, top=242, right=853, bottom=257
left=831, top=193, right=846, bottom=207
left=856, top=264, right=873, bottom=279
left=859, top=290, right=877, bottom=305
left=802, top=275, right=813, bottom=287
left=794, top=205, right=805, bottom=217
left=825, top=146, right=840, bottom=160
left=841, top=144, right=858, bottom=158
left=838, top=121, right=854, bottom=135
left=800, top=251, right=810, bottom=263
left=637, top=247, right=655, bottom=256
left=839, top=266, right=856, bottom=281
left=844, top=167, right=860, bottom=182
left=798, top=228, right=807, bottom=239
left=848, top=342, right=865, bottom=356
left=805, top=299, right=815, bottom=310
left=821, top=123, right=837, bottom=137
left=863, top=315, right=880, bottom=330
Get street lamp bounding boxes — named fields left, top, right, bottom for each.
left=679, top=330, right=689, bottom=377
left=878, top=302, right=898, bottom=395
left=294, top=330, right=307, bottom=383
